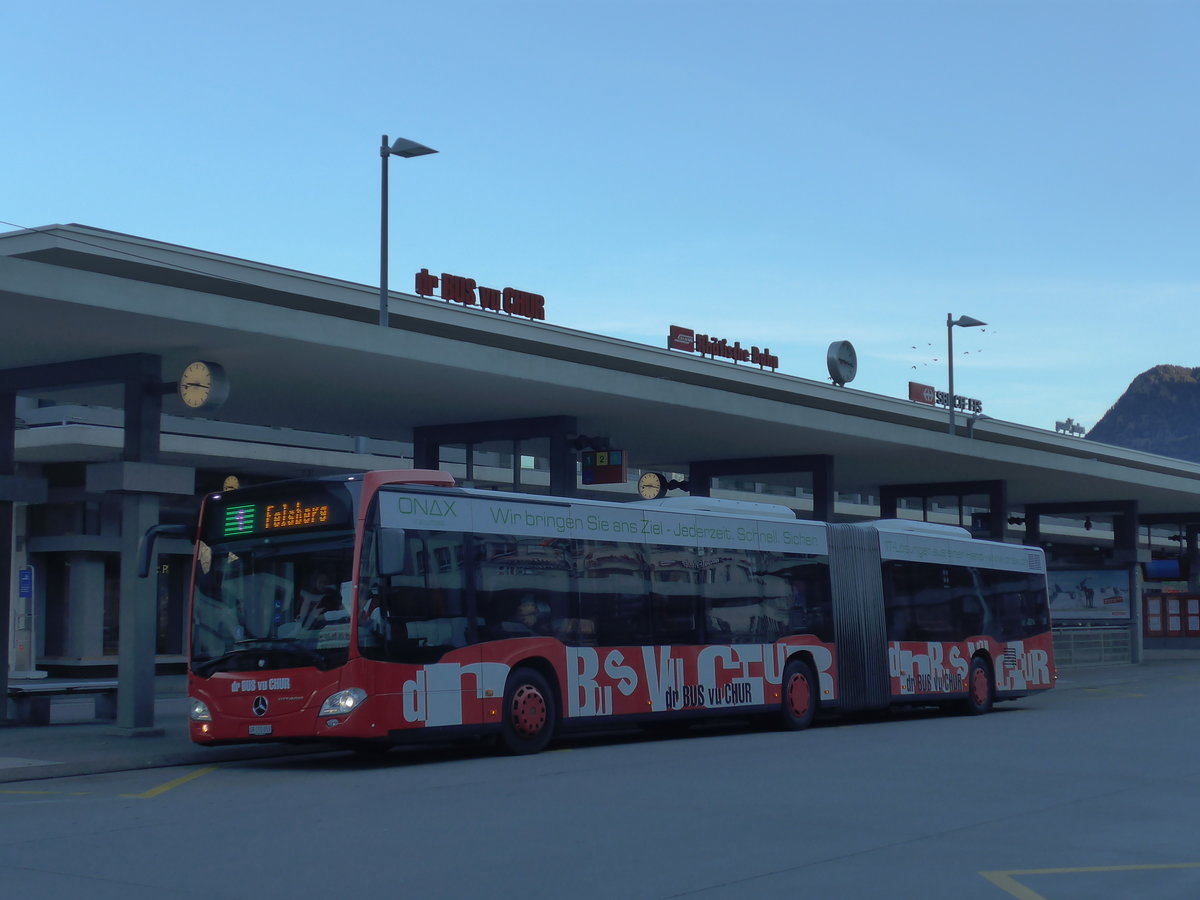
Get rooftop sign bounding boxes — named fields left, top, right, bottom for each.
left=909, top=381, right=983, bottom=415
left=667, top=325, right=779, bottom=371
left=415, top=268, right=546, bottom=321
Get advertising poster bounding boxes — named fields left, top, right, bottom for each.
left=1048, top=569, right=1131, bottom=620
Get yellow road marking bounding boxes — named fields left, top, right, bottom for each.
left=982, top=863, right=1200, bottom=900
left=980, top=870, right=1047, bottom=900
left=122, top=765, right=217, bottom=799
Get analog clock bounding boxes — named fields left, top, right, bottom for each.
left=178, top=360, right=230, bottom=411
left=826, top=340, right=858, bottom=387
left=637, top=471, right=667, bottom=500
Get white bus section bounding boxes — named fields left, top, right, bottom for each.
left=378, top=490, right=829, bottom=555
left=870, top=520, right=1047, bottom=575
left=3, top=223, right=1200, bottom=730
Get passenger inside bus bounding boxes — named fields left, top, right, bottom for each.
left=515, top=598, right=549, bottom=633
left=296, top=569, right=343, bottom=629
left=496, top=595, right=552, bottom=636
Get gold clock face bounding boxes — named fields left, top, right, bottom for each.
left=179, top=360, right=228, bottom=410
left=638, top=471, right=666, bottom=500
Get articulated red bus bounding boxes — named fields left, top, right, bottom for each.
left=173, top=470, right=1054, bottom=754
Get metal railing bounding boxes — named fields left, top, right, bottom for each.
left=1053, top=625, right=1133, bottom=667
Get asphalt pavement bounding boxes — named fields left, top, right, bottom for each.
left=2, top=659, right=1195, bottom=784
left=0, top=674, right=330, bottom=784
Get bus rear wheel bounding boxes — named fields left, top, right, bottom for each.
left=962, top=656, right=994, bottom=715
left=780, top=658, right=817, bottom=730
left=501, top=668, right=557, bottom=755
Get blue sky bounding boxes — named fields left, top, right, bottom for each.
left=5, top=1, right=1197, bottom=433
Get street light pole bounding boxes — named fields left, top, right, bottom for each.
left=947, top=313, right=986, bottom=435
left=379, top=134, right=438, bottom=327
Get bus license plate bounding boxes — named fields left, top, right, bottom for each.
left=249, top=724, right=273, bottom=736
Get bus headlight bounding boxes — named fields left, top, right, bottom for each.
left=190, top=699, right=212, bottom=722
left=319, top=688, right=367, bottom=717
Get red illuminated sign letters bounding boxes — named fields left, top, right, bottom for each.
left=415, top=269, right=546, bottom=321
left=667, top=325, right=779, bottom=371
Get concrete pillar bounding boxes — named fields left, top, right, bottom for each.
left=87, top=461, right=193, bottom=736
left=0, top=391, right=13, bottom=711
left=117, top=492, right=162, bottom=733
left=64, top=553, right=106, bottom=659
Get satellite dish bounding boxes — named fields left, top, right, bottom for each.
left=826, top=341, right=858, bottom=386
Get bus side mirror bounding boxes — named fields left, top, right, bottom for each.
left=378, top=527, right=408, bottom=576
left=138, top=523, right=193, bottom=577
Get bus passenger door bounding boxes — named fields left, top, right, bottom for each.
left=360, top=524, right=483, bottom=731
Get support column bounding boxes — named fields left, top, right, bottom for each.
left=1188, top=525, right=1200, bottom=593
left=64, top=554, right=107, bottom=660
left=548, top=429, right=573, bottom=498
left=0, top=391, right=12, bottom=707
left=0, top=355, right=160, bottom=727
left=87, top=461, right=193, bottom=736
left=117, top=492, right=161, bottom=733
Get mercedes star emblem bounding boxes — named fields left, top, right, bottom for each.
left=252, top=696, right=269, bottom=717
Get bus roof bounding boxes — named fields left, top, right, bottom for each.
left=628, top=495, right=799, bottom=520
left=867, top=519, right=974, bottom=539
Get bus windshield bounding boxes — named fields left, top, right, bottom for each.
left=190, top=480, right=359, bottom=677
left=191, top=533, right=355, bottom=676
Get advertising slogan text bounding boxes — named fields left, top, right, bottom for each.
left=380, top=493, right=827, bottom=554
left=396, top=642, right=836, bottom=728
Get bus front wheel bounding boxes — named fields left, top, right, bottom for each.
left=501, top=668, right=557, bottom=755
left=780, top=658, right=817, bottom=730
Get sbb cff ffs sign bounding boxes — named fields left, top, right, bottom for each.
left=581, top=450, right=627, bottom=486
left=908, top=381, right=983, bottom=414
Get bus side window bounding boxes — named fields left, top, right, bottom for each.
left=765, top=556, right=833, bottom=643
left=702, top=549, right=764, bottom=644
left=359, top=526, right=473, bottom=663
left=649, top=545, right=702, bottom=645
left=882, top=561, right=916, bottom=641
left=958, top=591, right=985, bottom=637
left=983, top=570, right=1050, bottom=640
left=887, top=607, right=911, bottom=641
left=578, top=540, right=648, bottom=646
left=473, top=536, right=572, bottom=642
left=889, top=562, right=964, bottom=642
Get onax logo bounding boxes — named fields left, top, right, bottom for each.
left=395, top=497, right=457, bottom=517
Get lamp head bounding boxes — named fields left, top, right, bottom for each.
left=951, top=315, right=987, bottom=329
left=385, top=136, right=438, bottom=158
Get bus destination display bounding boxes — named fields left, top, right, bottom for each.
left=209, top=488, right=352, bottom=541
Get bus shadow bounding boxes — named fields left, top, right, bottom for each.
left=227, top=702, right=1032, bottom=775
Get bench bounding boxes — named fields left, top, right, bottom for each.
left=6, top=680, right=119, bottom=725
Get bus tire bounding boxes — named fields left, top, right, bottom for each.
left=501, top=667, right=557, bottom=755
left=962, top=655, right=994, bottom=716
left=780, top=658, right=817, bottom=731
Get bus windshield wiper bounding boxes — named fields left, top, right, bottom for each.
left=236, top=638, right=329, bottom=668
left=193, top=640, right=328, bottom=677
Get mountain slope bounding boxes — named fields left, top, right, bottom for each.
left=1086, top=365, right=1200, bottom=462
